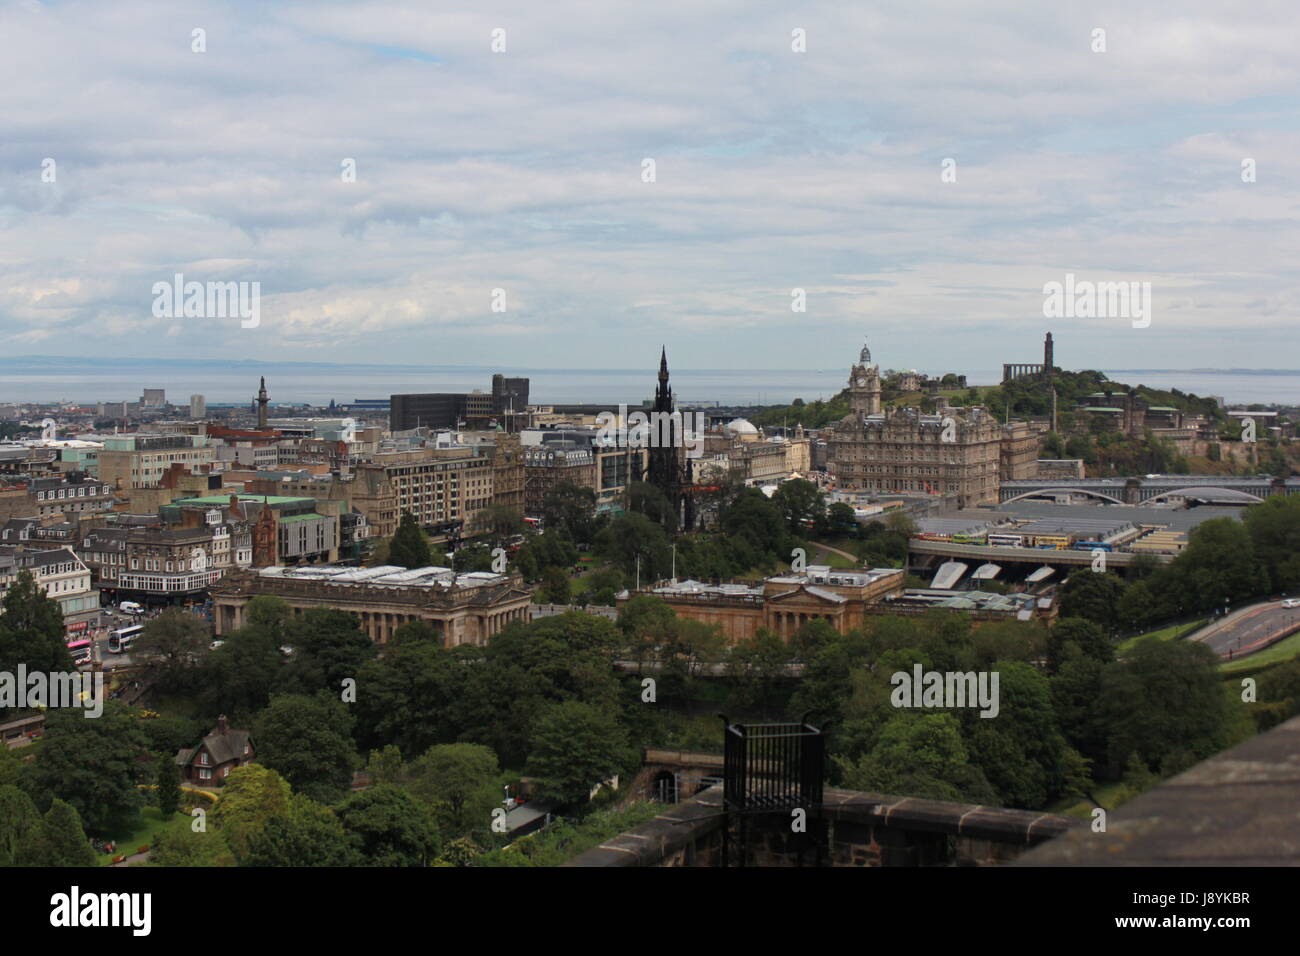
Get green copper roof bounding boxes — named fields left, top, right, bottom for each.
left=174, top=494, right=316, bottom=506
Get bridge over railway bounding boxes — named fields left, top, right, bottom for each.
left=999, top=475, right=1298, bottom=505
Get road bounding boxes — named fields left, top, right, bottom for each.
left=1189, top=600, right=1300, bottom=661
left=72, top=606, right=145, bottom=670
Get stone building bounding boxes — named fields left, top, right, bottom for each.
left=209, top=565, right=533, bottom=647
left=368, top=448, right=494, bottom=540
left=524, top=445, right=596, bottom=515
left=827, top=341, right=1033, bottom=506
left=633, top=566, right=905, bottom=645
left=999, top=421, right=1039, bottom=481
left=488, top=433, right=526, bottom=518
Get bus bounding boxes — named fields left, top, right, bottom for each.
left=987, top=533, right=1025, bottom=548
left=107, top=625, right=143, bottom=654
left=1073, top=541, right=1113, bottom=552
left=66, top=638, right=92, bottom=663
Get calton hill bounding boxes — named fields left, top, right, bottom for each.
left=750, top=367, right=1297, bottom=477
left=3, top=461, right=1300, bottom=867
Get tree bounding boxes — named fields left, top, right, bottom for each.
left=389, top=510, right=432, bottom=569
left=253, top=693, right=358, bottom=804
left=594, top=512, right=672, bottom=581
left=835, top=712, right=997, bottom=804
left=539, top=566, right=571, bottom=605
left=29, top=703, right=148, bottom=834
left=135, top=610, right=209, bottom=693
left=514, top=529, right=579, bottom=583
left=623, top=480, right=677, bottom=534
left=473, top=504, right=526, bottom=548
left=961, top=661, right=1080, bottom=809
left=1058, top=570, right=1126, bottom=631
left=1147, top=518, right=1267, bottom=616
left=336, top=785, right=440, bottom=866
left=1243, top=495, right=1300, bottom=593
left=210, top=764, right=292, bottom=860
left=618, top=594, right=677, bottom=663
left=0, top=785, right=44, bottom=866
left=720, top=489, right=795, bottom=569
left=1051, top=656, right=1108, bottom=766
left=1096, top=640, right=1232, bottom=777
left=0, top=570, right=72, bottom=693
left=403, top=743, right=501, bottom=839
left=526, top=700, right=634, bottom=805
left=240, top=794, right=360, bottom=867
left=452, top=543, right=494, bottom=573
left=825, top=502, right=858, bottom=537
left=542, top=481, right=598, bottom=544
left=40, top=798, right=97, bottom=866
left=726, top=629, right=791, bottom=717
left=201, top=616, right=290, bottom=718
left=770, top=478, right=825, bottom=533
left=155, top=759, right=181, bottom=817
left=149, top=827, right=236, bottom=867
left=353, top=641, right=459, bottom=758
left=1115, top=580, right=1156, bottom=632
left=0, top=744, right=22, bottom=788
left=283, top=608, right=375, bottom=692
left=1046, top=618, right=1113, bottom=673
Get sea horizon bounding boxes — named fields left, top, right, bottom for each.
left=2, top=356, right=1299, bottom=408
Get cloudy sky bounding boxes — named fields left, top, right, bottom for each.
left=3, top=0, right=1298, bottom=376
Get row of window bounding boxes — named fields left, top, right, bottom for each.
left=35, top=485, right=107, bottom=501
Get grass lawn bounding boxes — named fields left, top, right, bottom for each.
left=1051, top=781, right=1133, bottom=818
left=1219, top=629, right=1300, bottom=675
left=819, top=549, right=858, bottom=569
left=1116, top=619, right=1206, bottom=656
left=97, top=806, right=189, bottom=866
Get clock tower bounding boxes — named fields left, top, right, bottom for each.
left=848, top=341, right=882, bottom=417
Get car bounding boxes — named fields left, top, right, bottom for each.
left=1282, top=599, right=1300, bottom=609
left=209, top=640, right=225, bottom=650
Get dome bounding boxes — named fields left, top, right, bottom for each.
left=725, top=418, right=760, bottom=440
left=859, top=343, right=872, bottom=365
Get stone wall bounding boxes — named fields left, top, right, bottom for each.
left=565, top=785, right=1076, bottom=867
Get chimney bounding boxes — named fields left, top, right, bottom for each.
left=217, top=715, right=228, bottom=735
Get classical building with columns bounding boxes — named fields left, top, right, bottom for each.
left=630, top=566, right=904, bottom=644
left=209, top=564, right=532, bottom=647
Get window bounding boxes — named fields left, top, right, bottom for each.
left=198, top=751, right=208, bottom=765
left=199, top=768, right=211, bottom=780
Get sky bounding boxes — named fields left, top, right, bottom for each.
left=3, top=0, right=1300, bottom=376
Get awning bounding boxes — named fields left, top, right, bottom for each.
left=930, top=561, right=969, bottom=589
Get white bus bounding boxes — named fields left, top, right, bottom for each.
left=107, top=624, right=144, bottom=653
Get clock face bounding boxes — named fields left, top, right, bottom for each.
left=856, top=377, right=867, bottom=387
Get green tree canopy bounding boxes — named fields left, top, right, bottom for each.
left=390, top=510, right=432, bottom=569
left=336, top=784, right=440, bottom=866
left=253, top=693, right=358, bottom=804
left=0, top=570, right=72, bottom=689
left=29, top=703, right=148, bottom=834
left=525, top=700, right=635, bottom=805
